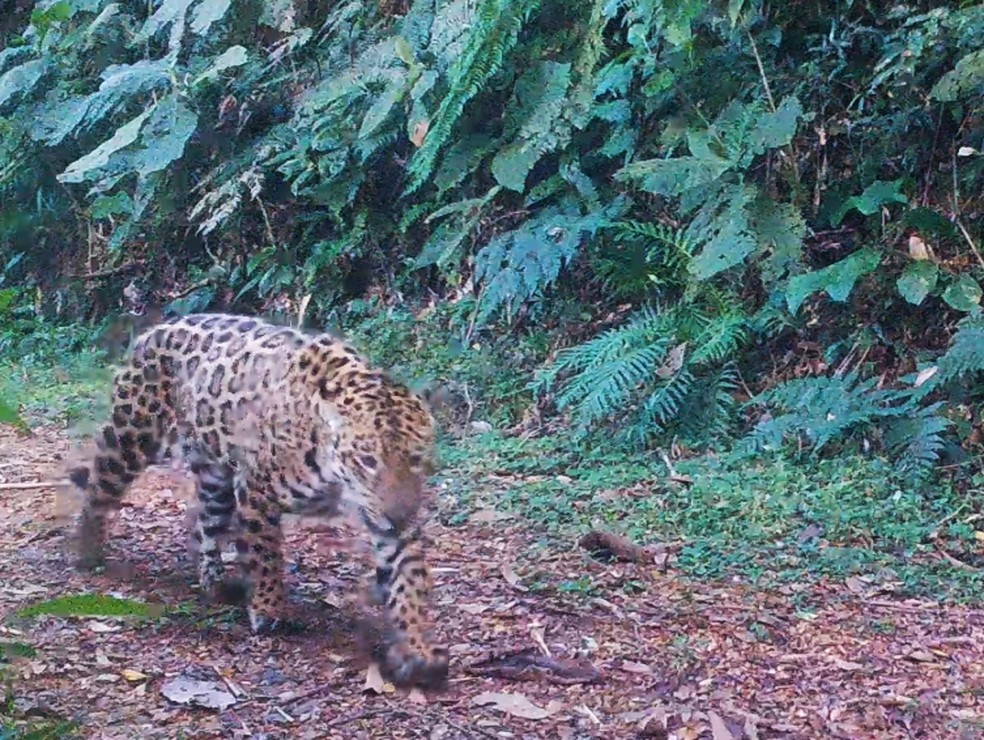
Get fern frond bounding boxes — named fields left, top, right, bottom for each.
left=639, top=367, right=695, bottom=431
left=916, top=314, right=984, bottom=397
left=885, top=403, right=952, bottom=483
left=687, top=312, right=746, bottom=367
left=406, top=0, right=539, bottom=193
left=674, top=364, right=740, bottom=445
left=562, top=342, right=671, bottom=426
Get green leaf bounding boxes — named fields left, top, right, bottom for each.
left=0, top=59, right=48, bottom=111
left=830, top=180, right=908, bottom=227
left=752, top=199, right=805, bottom=286
left=193, top=45, right=248, bottom=85
left=394, top=35, right=415, bottom=65
left=896, top=261, right=939, bottom=306
left=405, top=0, right=535, bottom=193
left=491, top=61, right=572, bottom=192
left=190, top=0, right=233, bottom=35
left=616, top=155, right=732, bottom=197
left=941, top=274, right=983, bottom=313
left=748, top=95, right=802, bottom=155
left=90, top=192, right=133, bottom=219
left=133, top=0, right=195, bottom=45
left=358, top=76, right=405, bottom=139
left=58, top=94, right=198, bottom=187
left=32, top=59, right=170, bottom=145
left=58, top=107, right=150, bottom=183
left=689, top=186, right=756, bottom=280
left=930, top=49, right=984, bottom=102
left=786, top=248, right=881, bottom=314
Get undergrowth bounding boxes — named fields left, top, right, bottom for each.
left=439, top=431, right=984, bottom=603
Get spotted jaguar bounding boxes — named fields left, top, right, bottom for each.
left=69, top=313, right=448, bottom=688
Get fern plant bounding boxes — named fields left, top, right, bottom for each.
left=740, top=371, right=954, bottom=484
left=913, top=314, right=984, bottom=399
left=405, top=0, right=539, bottom=193
left=536, top=295, right=747, bottom=447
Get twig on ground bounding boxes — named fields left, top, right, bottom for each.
left=932, top=540, right=980, bottom=572
left=0, top=480, right=70, bottom=491
left=324, top=707, right=394, bottom=729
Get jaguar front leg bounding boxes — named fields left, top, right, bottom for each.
left=363, top=509, right=449, bottom=689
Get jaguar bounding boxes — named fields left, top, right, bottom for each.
left=69, top=312, right=448, bottom=688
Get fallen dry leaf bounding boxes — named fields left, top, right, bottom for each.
left=160, top=675, right=236, bottom=710
left=908, top=234, right=932, bottom=261
left=362, top=663, right=394, bottom=694
left=708, top=710, right=735, bottom=740
left=410, top=120, right=429, bottom=147
left=500, top=562, right=527, bottom=591
left=121, top=669, right=148, bottom=682
left=472, top=691, right=563, bottom=720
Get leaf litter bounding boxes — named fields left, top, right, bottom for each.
left=1, top=426, right=984, bottom=738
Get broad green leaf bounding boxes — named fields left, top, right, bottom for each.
left=32, top=59, right=169, bottom=145
left=193, top=45, right=248, bottom=85
left=749, top=95, right=802, bottom=154
left=616, top=155, right=732, bottom=197
left=260, top=0, right=298, bottom=31
left=752, top=198, right=805, bottom=286
left=394, top=35, right=415, bottom=65
left=728, top=0, right=746, bottom=25
left=84, top=3, right=121, bottom=37
left=358, top=77, right=405, bottom=140
left=930, top=49, right=984, bottom=102
left=831, top=180, right=908, bottom=226
left=58, top=95, right=198, bottom=186
left=689, top=187, right=757, bottom=280
left=786, top=248, right=881, bottom=314
left=0, top=59, right=48, bottom=111
left=491, top=142, right=542, bottom=193
left=133, top=0, right=194, bottom=45
left=491, top=61, right=572, bottom=192
left=896, top=261, right=939, bottom=305
left=434, top=134, right=495, bottom=193
left=942, top=274, right=983, bottom=313
left=190, top=0, right=232, bottom=34
left=90, top=192, right=133, bottom=219
left=58, top=108, right=150, bottom=183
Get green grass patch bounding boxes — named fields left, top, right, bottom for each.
left=0, top=723, right=79, bottom=740
left=0, top=350, right=110, bottom=428
left=16, top=594, right=153, bottom=620
left=0, top=643, right=35, bottom=663
left=440, top=431, right=984, bottom=602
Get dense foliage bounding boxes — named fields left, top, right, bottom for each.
left=1, top=0, right=982, bottom=483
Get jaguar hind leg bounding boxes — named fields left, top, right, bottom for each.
left=187, top=450, right=246, bottom=603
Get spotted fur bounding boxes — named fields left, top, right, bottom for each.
left=69, top=313, right=448, bottom=688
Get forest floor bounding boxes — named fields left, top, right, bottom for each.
left=2, top=425, right=984, bottom=739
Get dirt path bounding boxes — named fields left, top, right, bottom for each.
left=1, top=426, right=983, bottom=739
